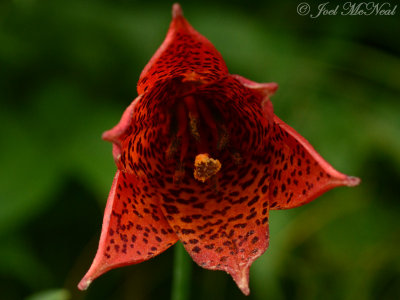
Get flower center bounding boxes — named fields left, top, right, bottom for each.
left=166, top=95, right=230, bottom=185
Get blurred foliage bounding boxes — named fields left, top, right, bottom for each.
left=0, top=0, right=399, bottom=299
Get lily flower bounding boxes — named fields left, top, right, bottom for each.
left=78, top=3, right=360, bottom=295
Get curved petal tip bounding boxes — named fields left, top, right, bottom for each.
left=237, top=279, right=250, bottom=296
left=229, top=266, right=251, bottom=295
left=345, top=176, right=361, bottom=187
left=231, top=74, right=279, bottom=97
left=172, top=3, right=183, bottom=18
left=78, top=277, right=92, bottom=291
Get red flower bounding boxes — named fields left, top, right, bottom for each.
left=78, top=4, right=360, bottom=295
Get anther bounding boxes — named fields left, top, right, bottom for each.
left=166, top=136, right=179, bottom=159
left=184, top=96, right=201, bottom=141
left=189, top=113, right=200, bottom=141
left=217, top=125, right=229, bottom=151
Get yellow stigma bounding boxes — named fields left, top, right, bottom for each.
left=194, top=153, right=221, bottom=183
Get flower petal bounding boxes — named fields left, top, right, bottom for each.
left=78, top=170, right=178, bottom=290
left=102, top=96, right=140, bottom=164
left=137, top=3, right=228, bottom=95
left=231, top=74, right=278, bottom=123
left=194, top=75, right=273, bottom=154
left=231, top=74, right=278, bottom=98
left=158, top=164, right=271, bottom=295
left=268, top=116, right=360, bottom=210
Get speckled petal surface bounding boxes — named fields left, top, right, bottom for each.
left=78, top=171, right=178, bottom=290
left=268, top=116, right=360, bottom=210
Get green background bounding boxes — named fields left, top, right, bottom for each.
left=1, top=0, right=399, bottom=299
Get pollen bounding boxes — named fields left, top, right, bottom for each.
left=189, top=112, right=200, bottom=141
left=194, top=153, right=221, bottom=183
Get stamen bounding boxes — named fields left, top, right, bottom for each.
left=166, top=136, right=179, bottom=159
left=217, top=125, right=229, bottom=150
left=189, top=113, right=200, bottom=141
left=194, top=153, right=221, bottom=183
left=184, top=96, right=201, bottom=141
left=167, top=101, right=189, bottom=184
left=166, top=95, right=232, bottom=184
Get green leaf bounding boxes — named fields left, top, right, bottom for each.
left=25, top=289, right=71, bottom=300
